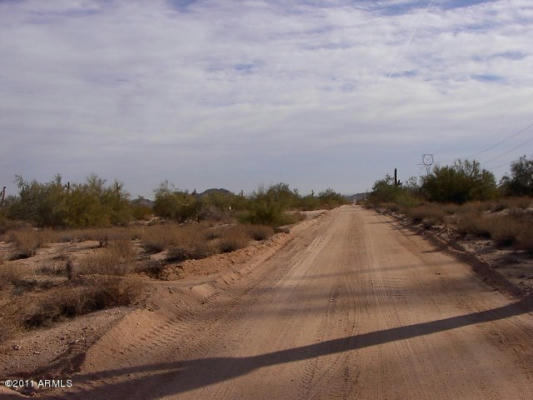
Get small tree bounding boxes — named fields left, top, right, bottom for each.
left=422, top=159, right=497, bottom=203
left=153, top=182, right=201, bottom=222
left=500, top=156, right=533, bottom=196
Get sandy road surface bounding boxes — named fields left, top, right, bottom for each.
left=31, top=206, right=533, bottom=399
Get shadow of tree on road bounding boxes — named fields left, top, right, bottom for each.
left=37, top=298, right=531, bottom=400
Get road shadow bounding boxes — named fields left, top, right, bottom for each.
left=45, top=298, right=532, bottom=400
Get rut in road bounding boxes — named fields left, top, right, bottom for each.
left=40, top=206, right=533, bottom=400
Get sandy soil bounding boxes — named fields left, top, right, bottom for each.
left=2, top=206, right=533, bottom=399
left=385, top=210, right=533, bottom=297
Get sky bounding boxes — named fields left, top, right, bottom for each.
left=1, top=0, right=532, bottom=198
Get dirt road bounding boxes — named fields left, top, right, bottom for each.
left=36, top=206, right=533, bottom=399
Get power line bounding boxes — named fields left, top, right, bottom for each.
left=482, top=135, right=533, bottom=165
left=488, top=153, right=533, bottom=174
left=468, top=120, right=533, bottom=159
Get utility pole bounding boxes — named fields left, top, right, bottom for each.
left=418, top=154, right=434, bottom=176
left=394, top=168, right=398, bottom=186
left=0, top=186, right=5, bottom=206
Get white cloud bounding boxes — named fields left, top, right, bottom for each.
left=1, top=0, right=532, bottom=195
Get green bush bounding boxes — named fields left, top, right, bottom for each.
left=500, top=155, right=533, bottom=196
left=421, top=160, right=498, bottom=204
left=153, top=183, right=201, bottom=222
left=367, top=175, right=421, bottom=208
left=7, top=175, right=132, bottom=228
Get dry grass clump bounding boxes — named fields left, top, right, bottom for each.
left=138, top=223, right=213, bottom=261
left=455, top=213, right=491, bottom=238
left=218, top=226, right=250, bottom=253
left=166, top=242, right=211, bottom=262
left=51, top=226, right=142, bottom=245
left=23, top=278, right=141, bottom=328
left=137, top=221, right=275, bottom=264
left=7, top=229, right=53, bottom=259
left=246, top=224, right=274, bottom=241
left=489, top=197, right=532, bottom=212
left=517, top=228, right=533, bottom=254
left=455, top=213, right=533, bottom=251
left=405, top=204, right=446, bottom=227
left=0, top=263, right=24, bottom=288
left=76, top=239, right=136, bottom=276
left=135, top=260, right=166, bottom=279
left=486, top=217, right=524, bottom=246
left=139, top=224, right=182, bottom=253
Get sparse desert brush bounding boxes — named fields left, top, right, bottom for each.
left=7, top=228, right=53, bottom=259
left=166, top=242, right=211, bottom=262
left=517, top=228, right=533, bottom=253
left=455, top=213, right=491, bottom=238
left=381, top=202, right=400, bottom=213
left=140, top=224, right=176, bottom=253
left=51, top=226, right=142, bottom=244
left=204, top=227, right=221, bottom=240
left=140, top=223, right=208, bottom=253
left=132, top=204, right=152, bottom=220
left=108, top=239, right=136, bottom=259
left=405, top=204, right=446, bottom=226
left=246, top=224, right=274, bottom=241
left=76, top=240, right=136, bottom=276
left=280, top=211, right=306, bottom=225
left=0, top=263, right=23, bottom=288
left=23, top=278, right=141, bottom=328
left=441, top=203, right=459, bottom=215
left=218, top=226, right=250, bottom=253
left=491, top=197, right=532, bottom=211
left=136, top=260, right=166, bottom=279
left=482, top=217, right=519, bottom=246
left=455, top=213, right=531, bottom=248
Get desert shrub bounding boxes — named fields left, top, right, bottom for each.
left=166, top=243, right=211, bottom=261
left=7, top=228, right=53, bottom=259
left=316, top=189, right=347, bottom=209
left=299, top=193, right=321, bottom=210
left=380, top=202, right=400, bottom=212
left=218, top=226, right=250, bottom=253
left=517, top=228, right=533, bottom=253
left=7, top=175, right=132, bottom=228
left=0, top=263, right=23, bottom=288
left=140, top=225, right=173, bottom=253
left=455, top=213, right=491, bottom=237
left=241, top=195, right=285, bottom=226
left=422, top=159, right=498, bottom=204
left=131, top=204, right=152, bottom=220
left=76, top=240, right=136, bottom=276
left=0, top=209, right=19, bottom=235
left=204, top=227, right=221, bottom=240
left=488, top=219, right=521, bottom=246
left=199, top=189, right=247, bottom=217
left=405, top=204, right=446, bottom=226
left=136, top=260, right=166, bottom=279
left=246, top=224, right=274, bottom=241
left=368, top=175, right=404, bottom=204
left=153, top=183, right=201, bottom=222
left=51, top=226, right=142, bottom=244
left=491, top=197, right=532, bottom=212
left=455, top=213, right=532, bottom=248
left=500, top=156, right=533, bottom=196
left=23, top=278, right=141, bottom=328
left=240, top=184, right=305, bottom=226
left=368, top=175, right=421, bottom=208
left=140, top=223, right=214, bottom=261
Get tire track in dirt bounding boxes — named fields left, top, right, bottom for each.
left=35, top=206, right=533, bottom=400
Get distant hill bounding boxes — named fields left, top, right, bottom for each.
left=131, top=196, right=154, bottom=208
left=344, top=192, right=369, bottom=203
left=197, top=188, right=234, bottom=198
